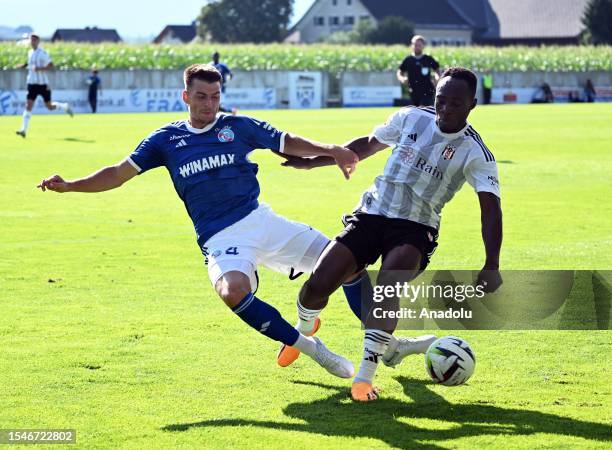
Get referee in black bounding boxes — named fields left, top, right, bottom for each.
left=396, top=35, right=440, bottom=107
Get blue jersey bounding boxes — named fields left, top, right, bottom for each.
left=127, top=114, right=286, bottom=248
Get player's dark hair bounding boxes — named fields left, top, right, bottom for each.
left=183, top=64, right=222, bottom=88
left=440, top=67, right=477, bottom=98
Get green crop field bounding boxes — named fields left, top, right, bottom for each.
left=1, top=104, right=611, bottom=449
left=1, top=42, right=611, bottom=72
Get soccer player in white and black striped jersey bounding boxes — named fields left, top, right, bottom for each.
left=279, top=67, right=503, bottom=401
left=15, top=33, right=73, bottom=138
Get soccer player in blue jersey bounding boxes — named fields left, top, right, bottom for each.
left=211, top=52, right=234, bottom=114
left=37, top=64, right=358, bottom=379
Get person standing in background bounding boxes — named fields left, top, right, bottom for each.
left=87, top=69, right=102, bottom=113
left=15, top=33, right=73, bottom=138
left=211, top=51, right=235, bottom=114
left=482, top=70, right=493, bottom=104
left=584, top=79, right=596, bottom=103
left=396, top=35, right=440, bottom=107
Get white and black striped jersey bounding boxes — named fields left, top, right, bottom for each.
left=354, top=106, right=500, bottom=230
left=26, top=47, right=52, bottom=85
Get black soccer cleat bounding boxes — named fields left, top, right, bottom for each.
left=15, top=130, right=26, bottom=138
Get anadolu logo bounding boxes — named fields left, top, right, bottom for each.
left=218, top=126, right=235, bottom=143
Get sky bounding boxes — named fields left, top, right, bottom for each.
left=0, top=0, right=316, bottom=41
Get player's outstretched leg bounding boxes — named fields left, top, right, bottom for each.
left=218, top=271, right=353, bottom=378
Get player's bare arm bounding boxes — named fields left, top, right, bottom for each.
left=37, top=159, right=138, bottom=193
left=476, top=191, right=503, bottom=292
left=278, top=135, right=386, bottom=170
left=282, top=134, right=358, bottom=179
left=396, top=69, right=408, bottom=85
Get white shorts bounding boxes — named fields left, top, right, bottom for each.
left=204, top=203, right=329, bottom=292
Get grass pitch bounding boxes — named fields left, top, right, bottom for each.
left=1, top=104, right=611, bottom=449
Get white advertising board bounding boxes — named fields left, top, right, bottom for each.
left=343, top=86, right=402, bottom=107
left=288, top=72, right=322, bottom=109
left=0, top=87, right=277, bottom=115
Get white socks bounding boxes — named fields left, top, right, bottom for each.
left=21, top=110, right=32, bottom=132
left=296, top=300, right=321, bottom=335
left=292, top=334, right=317, bottom=357
left=355, top=330, right=392, bottom=384
left=52, top=101, right=69, bottom=112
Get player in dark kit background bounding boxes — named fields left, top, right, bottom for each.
left=87, top=69, right=102, bottom=113
left=397, top=35, right=440, bottom=107
left=211, top=51, right=235, bottom=114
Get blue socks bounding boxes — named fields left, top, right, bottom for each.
left=232, top=293, right=299, bottom=346
left=342, top=271, right=374, bottom=322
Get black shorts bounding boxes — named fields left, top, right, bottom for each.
left=410, top=89, right=434, bottom=107
left=27, top=84, right=51, bottom=102
left=335, top=213, right=439, bottom=272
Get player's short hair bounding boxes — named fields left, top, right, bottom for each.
left=440, top=67, right=477, bottom=99
left=411, top=35, right=426, bottom=45
left=183, top=64, right=222, bottom=89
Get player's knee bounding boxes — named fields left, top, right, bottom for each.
left=45, top=102, right=54, bottom=110
left=300, top=277, right=331, bottom=310
left=216, top=278, right=251, bottom=308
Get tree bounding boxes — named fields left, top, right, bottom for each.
left=582, top=0, right=612, bottom=44
left=322, top=19, right=374, bottom=44
left=322, top=16, right=413, bottom=46
left=363, top=16, right=414, bottom=45
left=198, top=0, right=293, bottom=43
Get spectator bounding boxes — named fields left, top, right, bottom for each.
left=87, top=69, right=102, bottom=113
left=482, top=70, right=493, bottom=105
left=584, top=79, right=596, bottom=103
left=532, top=82, right=554, bottom=104
left=396, top=35, right=440, bottom=107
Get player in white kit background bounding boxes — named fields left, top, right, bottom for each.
left=280, top=67, right=504, bottom=401
left=15, top=33, right=73, bottom=138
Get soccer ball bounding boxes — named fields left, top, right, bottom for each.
left=425, top=336, right=475, bottom=386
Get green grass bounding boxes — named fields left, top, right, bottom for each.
left=1, top=104, right=611, bottom=449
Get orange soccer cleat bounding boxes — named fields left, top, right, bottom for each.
left=277, top=317, right=321, bottom=367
